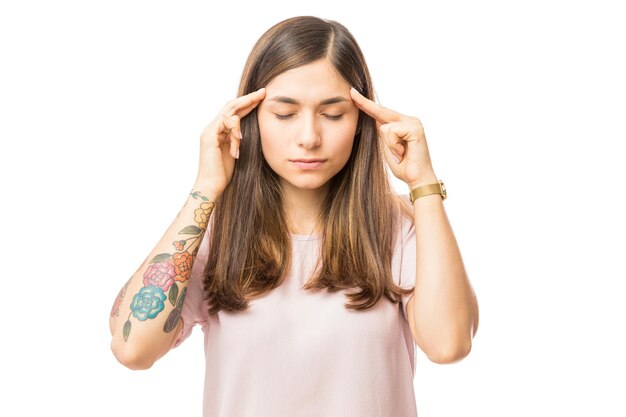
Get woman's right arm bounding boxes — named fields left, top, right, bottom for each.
left=109, top=185, right=218, bottom=370
left=109, top=87, right=266, bottom=370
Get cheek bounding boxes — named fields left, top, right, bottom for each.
left=338, top=135, right=356, bottom=158
left=257, top=116, right=280, bottom=156
left=326, top=120, right=358, bottom=148
left=336, top=111, right=359, bottom=138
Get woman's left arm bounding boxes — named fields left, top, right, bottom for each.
left=350, top=87, right=479, bottom=364
left=407, top=177, right=479, bottom=364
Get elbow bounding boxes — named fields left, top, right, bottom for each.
left=110, top=339, right=156, bottom=370
left=427, top=339, right=473, bottom=365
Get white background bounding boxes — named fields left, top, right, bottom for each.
left=1, top=0, right=624, bottom=416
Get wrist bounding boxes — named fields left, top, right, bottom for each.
left=407, top=176, right=447, bottom=204
left=191, top=181, right=221, bottom=202
left=407, top=175, right=439, bottom=190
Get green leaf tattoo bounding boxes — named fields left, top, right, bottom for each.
left=169, top=282, right=179, bottom=306
left=150, top=253, right=172, bottom=263
left=163, top=308, right=183, bottom=333
left=176, top=287, right=187, bottom=309
left=123, top=320, right=132, bottom=341
left=190, top=190, right=210, bottom=201
left=163, top=288, right=187, bottom=333
left=179, top=225, right=203, bottom=235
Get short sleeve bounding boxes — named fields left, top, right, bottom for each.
left=396, top=194, right=416, bottom=323
left=171, top=221, right=212, bottom=349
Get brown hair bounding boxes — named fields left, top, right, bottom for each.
left=203, top=15, right=415, bottom=314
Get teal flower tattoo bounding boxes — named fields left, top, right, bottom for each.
left=130, top=286, right=167, bottom=321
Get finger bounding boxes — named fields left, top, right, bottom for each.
left=381, top=139, right=402, bottom=166
left=233, top=89, right=266, bottom=119
left=237, top=100, right=263, bottom=119
left=222, top=115, right=242, bottom=159
left=215, top=114, right=237, bottom=138
left=229, top=130, right=240, bottom=159
left=222, top=87, right=266, bottom=118
left=350, top=87, right=403, bottom=124
left=227, top=114, right=243, bottom=141
left=387, top=124, right=413, bottom=156
left=379, top=124, right=406, bottom=159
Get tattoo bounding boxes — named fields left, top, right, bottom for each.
left=111, top=276, right=131, bottom=318
left=122, top=191, right=214, bottom=342
left=163, top=287, right=187, bottom=333
left=111, top=254, right=150, bottom=318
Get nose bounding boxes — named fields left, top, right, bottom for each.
left=296, top=113, right=321, bottom=149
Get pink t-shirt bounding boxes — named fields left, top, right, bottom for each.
left=173, top=194, right=418, bottom=417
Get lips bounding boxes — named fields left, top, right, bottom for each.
left=290, top=158, right=326, bottom=163
left=291, top=159, right=326, bottom=170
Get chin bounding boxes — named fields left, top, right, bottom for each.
left=280, top=176, right=331, bottom=191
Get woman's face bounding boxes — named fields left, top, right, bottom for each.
left=257, top=59, right=359, bottom=194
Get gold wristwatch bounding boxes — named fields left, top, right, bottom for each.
left=409, top=179, right=447, bottom=204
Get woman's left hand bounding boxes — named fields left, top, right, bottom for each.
left=350, top=87, right=437, bottom=188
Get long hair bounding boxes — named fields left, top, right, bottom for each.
left=203, top=16, right=415, bottom=314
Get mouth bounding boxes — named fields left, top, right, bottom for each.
left=290, top=159, right=326, bottom=169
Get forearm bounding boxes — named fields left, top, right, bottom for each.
left=109, top=184, right=218, bottom=369
left=409, top=185, right=478, bottom=363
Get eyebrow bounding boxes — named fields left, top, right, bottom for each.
left=267, top=96, right=349, bottom=105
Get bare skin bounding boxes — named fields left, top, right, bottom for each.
left=110, top=88, right=266, bottom=369
left=350, top=86, right=479, bottom=363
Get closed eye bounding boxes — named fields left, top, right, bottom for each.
left=274, top=114, right=344, bottom=121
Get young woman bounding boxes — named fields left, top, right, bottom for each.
left=109, top=15, right=479, bottom=417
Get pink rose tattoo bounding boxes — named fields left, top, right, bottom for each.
left=143, top=261, right=176, bottom=291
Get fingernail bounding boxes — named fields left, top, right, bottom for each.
left=351, top=87, right=358, bottom=94
left=257, top=87, right=266, bottom=93
left=393, top=155, right=400, bottom=164
left=238, top=131, right=243, bottom=139
left=235, top=149, right=240, bottom=159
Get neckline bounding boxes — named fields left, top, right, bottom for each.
left=289, top=232, right=322, bottom=241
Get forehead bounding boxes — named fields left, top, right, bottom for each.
left=264, top=60, right=350, bottom=103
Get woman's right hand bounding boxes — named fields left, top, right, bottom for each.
left=195, top=87, right=266, bottom=196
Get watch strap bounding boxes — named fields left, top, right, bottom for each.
left=409, top=180, right=446, bottom=204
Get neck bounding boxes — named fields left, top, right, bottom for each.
left=281, top=181, right=329, bottom=235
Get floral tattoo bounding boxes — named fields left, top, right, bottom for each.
left=121, top=190, right=214, bottom=342
left=110, top=277, right=131, bottom=318
left=110, top=254, right=150, bottom=318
